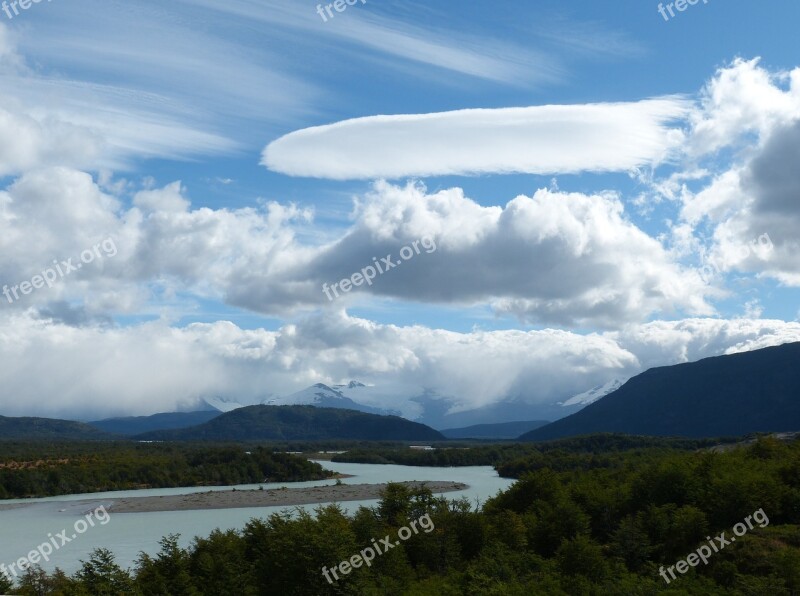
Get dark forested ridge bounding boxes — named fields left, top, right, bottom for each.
left=0, top=443, right=332, bottom=499
left=332, top=434, right=730, bottom=469
left=136, top=405, right=445, bottom=442
left=0, top=415, right=115, bottom=441
left=441, top=420, right=549, bottom=439
left=88, top=410, right=222, bottom=436
left=3, top=436, right=799, bottom=595
left=523, top=341, right=800, bottom=441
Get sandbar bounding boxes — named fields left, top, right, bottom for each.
left=102, top=480, right=468, bottom=513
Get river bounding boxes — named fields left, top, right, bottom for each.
left=0, top=461, right=515, bottom=575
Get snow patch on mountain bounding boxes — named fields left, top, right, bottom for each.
left=263, top=382, right=401, bottom=416
left=560, top=379, right=625, bottom=407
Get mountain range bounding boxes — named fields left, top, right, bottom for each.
left=135, top=405, right=445, bottom=442
left=4, top=342, right=799, bottom=442
left=262, top=383, right=400, bottom=417
left=523, top=341, right=800, bottom=440
left=189, top=378, right=617, bottom=430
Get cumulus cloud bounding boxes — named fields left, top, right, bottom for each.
left=664, top=59, right=800, bottom=285
left=730, top=120, right=800, bottom=283
left=0, top=167, right=313, bottom=315
left=687, top=58, right=800, bottom=157
left=303, top=181, right=713, bottom=327
left=0, top=172, right=714, bottom=327
left=263, top=99, right=689, bottom=180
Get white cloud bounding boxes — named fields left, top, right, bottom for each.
left=0, top=72, right=239, bottom=175
left=687, top=58, right=800, bottom=158
left=612, top=318, right=800, bottom=371
left=263, top=99, right=690, bottom=180
left=322, top=181, right=713, bottom=327
left=656, top=59, right=800, bottom=286
left=0, top=12, right=300, bottom=175
left=133, top=182, right=191, bottom=214
left=1, top=310, right=798, bottom=419
left=177, top=0, right=564, bottom=87
left=1, top=172, right=713, bottom=327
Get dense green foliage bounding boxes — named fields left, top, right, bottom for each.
left=136, top=405, right=445, bottom=442
left=333, top=434, right=729, bottom=470
left=440, top=420, right=549, bottom=439
left=0, top=416, right=113, bottom=441
left=4, top=436, right=799, bottom=594
left=0, top=443, right=332, bottom=498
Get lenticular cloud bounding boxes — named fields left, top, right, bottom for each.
left=262, top=99, right=690, bottom=180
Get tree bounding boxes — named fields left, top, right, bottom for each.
left=75, top=548, right=135, bottom=595
left=610, top=516, right=651, bottom=571
left=556, top=536, right=608, bottom=581
left=0, top=569, right=13, bottom=594
left=135, top=535, right=199, bottom=595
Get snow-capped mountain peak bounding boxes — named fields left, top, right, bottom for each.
left=264, top=382, right=400, bottom=416
left=335, top=380, right=367, bottom=389
left=200, top=396, right=248, bottom=413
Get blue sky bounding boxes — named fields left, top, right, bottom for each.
left=1, top=0, right=800, bottom=418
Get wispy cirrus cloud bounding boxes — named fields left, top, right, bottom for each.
left=176, top=0, right=564, bottom=87
left=1, top=0, right=646, bottom=172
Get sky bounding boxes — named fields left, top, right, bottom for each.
left=1, top=0, right=800, bottom=420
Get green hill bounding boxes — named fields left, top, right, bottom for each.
left=89, top=410, right=222, bottom=436
left=0, top=415, right=115, bottom=440
left=523, top=341, right=800, bottom=441
left=136, top=405, right=445, bottom=442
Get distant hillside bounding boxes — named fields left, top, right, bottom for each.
left=89, top=410, right=222, bottom=436
left=136, top=405, right=445, bottom=442
left=522, top=342, right=800, bottom=441
left=0, top=415, right=114, bottom=441
left=441, top=420, right=549, bottom=439
left=263, top=383, right=400, bottom=417
left=412, top=394, right=580, bottom=429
